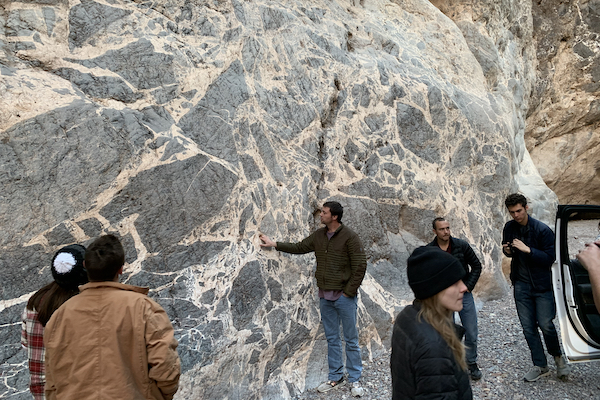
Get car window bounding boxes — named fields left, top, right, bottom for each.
left=567, top=218, right=600, bottom=259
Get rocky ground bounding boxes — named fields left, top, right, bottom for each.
left=293, top=294, right=600, bottom=400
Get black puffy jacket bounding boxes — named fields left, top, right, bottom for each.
left=391, top=301, right=472, bottom=400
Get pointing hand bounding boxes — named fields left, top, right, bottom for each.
left=259, top=234, right=276, bottom=248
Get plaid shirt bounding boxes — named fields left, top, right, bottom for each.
left=21, top=307, right=45, bottom=400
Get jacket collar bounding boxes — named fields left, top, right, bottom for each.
left=322, top=222, right=344, bottom=234
left=79, top=281, right=149, bottom=295
left=430, top=235, right=454, bottom=247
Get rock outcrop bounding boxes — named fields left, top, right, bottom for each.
left=526, top=0, right=600, bottom=204
left=1, top=0, right=557, bottom=398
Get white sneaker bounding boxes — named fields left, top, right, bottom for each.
left=350, top=381, right=364, bottom=397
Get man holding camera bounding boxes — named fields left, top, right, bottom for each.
left=502, top=193, right=571, bottom=382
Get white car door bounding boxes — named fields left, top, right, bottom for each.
left=553, top=204, right=600, bottom=362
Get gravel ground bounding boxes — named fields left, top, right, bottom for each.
left=293, top=294, right=600, bottom=400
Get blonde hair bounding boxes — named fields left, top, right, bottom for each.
left=418, top=296, right=467, bottom=371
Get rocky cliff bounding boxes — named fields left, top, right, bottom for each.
left=526, top=0, right=600, bottom=205
left=1, top=0, right=558, bottom=398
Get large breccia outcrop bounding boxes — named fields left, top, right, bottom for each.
left=0, top=0, right=556, bottom=399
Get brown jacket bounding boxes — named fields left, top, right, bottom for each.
left=44, top=281, right=181, bottom=400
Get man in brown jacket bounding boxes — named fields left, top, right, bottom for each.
left=44, top=234, right=181, bottom=400
left=259, top=201, right=367, bottom=397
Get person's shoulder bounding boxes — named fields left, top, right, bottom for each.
left=395, top=304, right=417, bottom=321
left=339, top=224, right=360, bottom=238
left=394, top=307, right=444, bottom=347
left=108, top=286, right=167, bottom=316
left=393, top=306, right=417, bottom=337
left=112, top=288, right=167, bottom=316
left=315, top=226, right=328, bottom=234
left=132, top=292, right=169, bottom=315
left=87, top=283, right=152, bottom=306
left=528, top=216, right=553, bottom=232
left=394, top=304, right=423, bottom=330
left=451, top=236, right=470, bottom=247
left=309, top=227, right=327, bottom=240
left=121, top=287, right=155, bottom=306
left=454, top=237, right=478, bottom=254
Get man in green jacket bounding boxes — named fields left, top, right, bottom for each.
left=260, top=201, right=367, bottom=397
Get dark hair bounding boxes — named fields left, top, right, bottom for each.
left=505, top=193, right=528, bottom=208
left=27, top=282, right=79, bottom=326
left=432, top=217, right=446, bottom=230
left=85, top=234, right=125, bottom=282
left=323, top=201, right=343, bottom=223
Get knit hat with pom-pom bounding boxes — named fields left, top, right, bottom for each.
left=51, top=244, right=88, bottom=290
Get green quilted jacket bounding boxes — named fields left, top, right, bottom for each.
left=277, top=224, right=367, bottom=297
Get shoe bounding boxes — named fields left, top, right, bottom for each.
left=554, top=355, right=572, bottom=380
left=350, top=381, right=364, bottom=397
left=468, top=363, right=482, bottom=380
left=317, top=376, right=346, bottom=393
left=524, top=366, right=550, bottom=382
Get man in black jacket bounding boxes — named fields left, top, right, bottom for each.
left=428, top=217, right=483, bottom=380
left=502, top=193, right=571, bottom=382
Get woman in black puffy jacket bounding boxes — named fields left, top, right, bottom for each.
left=391, top=246, right=473, bottom=400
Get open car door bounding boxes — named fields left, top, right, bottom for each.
left=553, top=204, right=600, bottom=362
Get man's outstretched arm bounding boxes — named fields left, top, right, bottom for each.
left=259, top=232, right=316, bottom=254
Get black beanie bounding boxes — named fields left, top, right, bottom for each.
left=51, top=244, right=88, bottom=290
left=407, top=246, right=466, bottom=300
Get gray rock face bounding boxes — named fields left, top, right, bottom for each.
left=68, top=0, right=133, bottom=49
left=525, top=0, right=600, bottom=204
left=1, top=0, right=558, bottom=398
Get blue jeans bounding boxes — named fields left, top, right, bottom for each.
left=319, top=294, right=362, bottom=382
left=514, top=281, right=562, bottom=367
left=458, top=291, right=478, bottom=365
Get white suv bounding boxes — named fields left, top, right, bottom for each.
left=553, top=205, right=600, bottom=362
